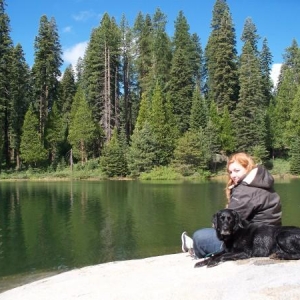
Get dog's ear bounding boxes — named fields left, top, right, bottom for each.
left=212, top=212, right=219, bottom=229
left=233, top=210, right=243, bottom=231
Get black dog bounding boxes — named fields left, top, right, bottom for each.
left=195, top=208, right=300, bottom=268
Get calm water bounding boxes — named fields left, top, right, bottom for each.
left=0, top=179, right=299, bottom=291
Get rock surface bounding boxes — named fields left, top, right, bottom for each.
left=0, top=253, right=300, bottom=300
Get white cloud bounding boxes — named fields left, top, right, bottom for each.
left=72, top=10, right=95, bottom=22
left=63, top=26, right=72, bottom=33
left=63, top=41, right=88, bottom=67
left=271, top=63, right=282, bottom=88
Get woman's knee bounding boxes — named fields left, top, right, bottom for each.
left=192, top=227, right=222, bottom=258
left=193, top=228, right=216, bottom=241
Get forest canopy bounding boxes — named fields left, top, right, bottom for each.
left=1, top=0, right=300, bottom=177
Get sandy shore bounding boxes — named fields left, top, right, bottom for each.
left=1, top=253, right=300, bottom=300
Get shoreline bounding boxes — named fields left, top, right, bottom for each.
left=0, top=172, right=298, bottom=182
left=1, top=253, right=300, bottom=299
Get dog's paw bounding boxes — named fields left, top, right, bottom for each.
left=269, top=253, right=280, bottom=259
left=194, top=260, right=208, bottom=268
left=206, top=260, right=219, bottom=268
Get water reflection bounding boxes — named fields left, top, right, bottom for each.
left=0, top=179, right=299, bottom=291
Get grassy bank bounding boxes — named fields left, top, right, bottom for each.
left=0, top=158, right=296, bottom=181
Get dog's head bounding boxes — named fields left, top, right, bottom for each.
left=212, top=209, right=243, bottom=240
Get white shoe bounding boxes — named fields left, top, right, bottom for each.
left=181, top=231, right=194, bottom=253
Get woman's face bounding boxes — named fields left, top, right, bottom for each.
left=228, top=161, right=248, bottom=185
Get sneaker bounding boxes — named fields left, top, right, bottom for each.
left=181, top=231, right=188, bottom=252
left=181, top=231, right=193, bottom=253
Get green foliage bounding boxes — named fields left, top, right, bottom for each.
left=68, top=88, right=96, bottom=164
left=250, top=145, right=269, bottom=164
left=205, top=0, right=238, bottom=112
left=45, top=102, right=64, bottom=165
left=241, top=17, right=259, bottom=54
left=0, top=0, right=13, bottom=167
left=59, top=65, right=76, bottom=118
left=135, top=92, right=149, bottom=131
left=173, top=129, right=211, bottom=172
left=168, top=11, right=198, bottom=134
left=83, top=13, right=121, bottom=138
left=260, top=38, right=273, bottom=106
left=20, top=105, right=48, bottom=166
left=168, top=48, right=194, bottom=134
left=139, top=166, right=183, bottom=180
left=10, top=44, right=30, bottom=154
left=272, top=41, right=300, bottom=153
left=133, top=13, right=153, bottom=94
left=149, top=83, right=177, bottom=165
left=286, top=85, right=300, bottom=148
left=267, top=158, right=290, bottom=176
left=190, top=86, right=207, bottom=131
left=127, top=122, right=157, bottom=176
left=151, top=8, right=172, bottom=86
left=233, top=41, right=267, bottom=151
left=289, top=136, right=300, bottom=175
left=2, top=2, right=300, bottom=177
left=100, top=128, right=128, bottom=177
left=31, top=15, right=63, bottom=141
left=219, top=106, right=235, bottom=154
left=206, top=101, right=221, bottom=154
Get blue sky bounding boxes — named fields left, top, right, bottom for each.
left=6, top=0, right=300, bottom=84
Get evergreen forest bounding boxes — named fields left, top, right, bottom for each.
left=1, top=0, right=300, bottom=179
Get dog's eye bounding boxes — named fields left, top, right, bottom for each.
left=221, top=215, right=232, bottom=222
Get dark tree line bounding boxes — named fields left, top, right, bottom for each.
left=1, top=0, right=300, bottom=176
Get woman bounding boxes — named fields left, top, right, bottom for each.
left=181, top=152, right=282, bottom=258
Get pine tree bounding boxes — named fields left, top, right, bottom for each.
left=149, top=83, right=176, bottom=165
left=168, top=11, right=197, bottom=134
left=241, top=17, right=260, bottom=55
left=132, top=12, right=153, bottom=97
left=75, top=57, right=84, bottom=86
left=289, top=136, right=300, bottom=175
left=10, top=43, right=31, bottom=169
left=68, top=88, right=96, bottom=165
left=31, top=15, right=63, bottom=141
left=119, top=14, right=136, bottom=138
left=286, top=85, right=300, bottom=147
left=135, top=92, right=150, bottom=131
left=272, top=40, right=300, bottom=154
left=281, top=39, right=300, bottom=85
left=260, top=38, right=273, bottom=107
left=233, top=41, right=266, bottom=151
left=190, top=33, right=204, bottom=89
left=83, top=13, right=121, bottom=141
left=220, top=106, right=235, bottom=154
left=173, top=128, right=211, bottom=172
left=0, top=0, right=13, bottom=168
left=127, top=122, right=157, bottom=176
left=168, top=48, right=194, bottom=134
left=59, top=65, right=76, bottom=117
left=100, top=127, right=128, bottom=177
left=20, top=105, right=48, bottom=166
left=205, top=0, right=239, bottom=112
left=151, top=8, right=172, bottom=86
left=189, top=85, right=207, bottom=131
left=206, top=101, right=221, bottom=154
left=58, top=65, right=77, bottom=157
left=45, top=102, right=64, bottom=166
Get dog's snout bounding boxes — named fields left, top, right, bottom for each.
left=219, top=214, right=233, bottom=235
left=221, top=223, right=231, bottom=235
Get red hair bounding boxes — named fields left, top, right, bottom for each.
left=225, top=152, right=256, bottom=201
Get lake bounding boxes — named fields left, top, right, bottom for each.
left=0, top=178, right=299, bottom=291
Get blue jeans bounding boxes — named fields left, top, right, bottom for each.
left=192, top=228, right=224, bottom=258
